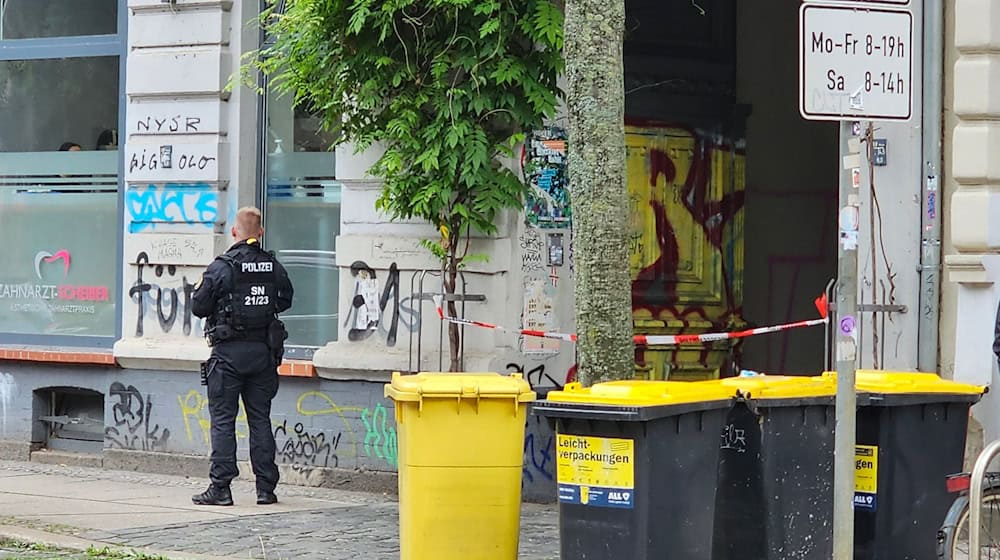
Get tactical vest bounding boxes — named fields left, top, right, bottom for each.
left=216, top=245, right=279, bottom=337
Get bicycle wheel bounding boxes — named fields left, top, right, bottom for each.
left=940, top=489, right=1000, bottom=559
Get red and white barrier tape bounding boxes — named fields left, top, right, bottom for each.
left=433, top=296, right=828, bottom=346
left=633, top=318, right=828, bottom=345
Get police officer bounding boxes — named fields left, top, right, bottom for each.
left=190, top=206, right=293, bottom=506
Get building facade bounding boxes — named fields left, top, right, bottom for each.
left=943, top=0, right=1000, bottom=453
left=0, top=0, right=990, bottom=500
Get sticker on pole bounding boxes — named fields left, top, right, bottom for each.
left=854, top=444, right=879, bottom=511
left=557, top=435, right=635, bottom=509
left=800, top=3, right=913, bottom=121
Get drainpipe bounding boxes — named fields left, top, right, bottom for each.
left=918, top=0, right=943, bottom=373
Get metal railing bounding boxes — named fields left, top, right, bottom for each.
left=970, top=439, right=1000, bottom=558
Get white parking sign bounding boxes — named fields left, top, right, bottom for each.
left=799, top=3, right=913, bottom=121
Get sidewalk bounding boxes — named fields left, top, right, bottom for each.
left=0, top=460, right=559, bottom=560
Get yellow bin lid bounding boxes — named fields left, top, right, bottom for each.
left=546, top=380, right=737, bottom=407
left=821, top=370, right=985, bottom=395
left=699, top=374, right=838, bottom=400
left=384, top=371, right=536, bottom=402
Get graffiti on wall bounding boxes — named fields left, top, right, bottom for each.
left=124, top=182, right=217, bottom=341
left=523, top=413, right=555, bottom=486
left=344, top=261, right=419, bottom=347
left=126, top=143, right=220, bottom=184
left=129, top=252, right=201, bottom=338
left=178, top=389, right=247, bottom=445
left=626, top=125, right=746, bottom=380
left=178, top=387, right=399, bottom=470
left=507, top=361, right=575, bottom=489
left=130, top=235, right=212, bottom=265
left=274, top=419, right=341, bottom=468
left=105, top=382, right=171, bottom=451
left=128, top=148, right=217, bottom=175
left=524, top=127, right=571, bottom=228
left=519, top=227, right=564, bottom=354
left=126, top=183, right=219, bottom=233
left=505, top=362, right=574, bottom=392
left=520, top=228, right=545, bottom=274
left=360, top=402, right=398, bottom=468
left=756, top=190, right=836, bottom=372
left=130, top=101, right=221, bottom=137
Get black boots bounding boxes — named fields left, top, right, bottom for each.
left=257, top=490, right=278, bottom=505
left=192, top=484, right=234, bottom=506
left=191, top=484, right=277, bottom=505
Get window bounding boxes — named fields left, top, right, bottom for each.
left=261, top=86, right=341, bottom=352
left=0, top=0, right=118, bottom=40
left=0, top=151, right=118, bottom=337
left=0, top=57, right=119, bottom=152
left=0, top=3, right=124, bottom=345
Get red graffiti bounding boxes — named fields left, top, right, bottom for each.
left=633, top=139, right=745, bottom=316
left=649, top=148, right=677, bottom=186
left=629, top=130, right=748, bottom=376
left=565, top=364, right=578, bottom=385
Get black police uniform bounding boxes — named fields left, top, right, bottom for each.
left=190, top=238, right=293, bottom=506
left=994, top=298, right=1000, bottom=366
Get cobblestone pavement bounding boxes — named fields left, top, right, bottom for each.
left=0, top=460, right=382, bottom=505
left=0, top=461, right=560, bottom=560
left=85, top=504, right=559, bottom=560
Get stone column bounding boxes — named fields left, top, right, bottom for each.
left=311, top=143, right=520, bottom=378
left=114, top=0, right=258, bottom=370
left=945, top=0, right=1000, bottom=441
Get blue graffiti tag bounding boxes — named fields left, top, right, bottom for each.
left=522, top=416, right=555, bottom=487
left=126, top=183, right=218, bottom=233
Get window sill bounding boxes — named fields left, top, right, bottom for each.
left=114, top=337, right=319, bottom=377
left=129, top=0, right=235, bottom=12
left=0, top=345, right=317, bottom=376
left=311, top=339, right=495, bottom=381
left=0, top=347, right=116, bottom=366
left=278, top=360, right=316, bottom=378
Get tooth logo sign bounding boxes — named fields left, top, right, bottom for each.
left=34, top=250, right=71, bottom=280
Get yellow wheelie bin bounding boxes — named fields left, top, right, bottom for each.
left=385, top=371, right=536, bottom=560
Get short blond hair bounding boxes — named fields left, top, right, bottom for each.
left=234, top=206, right=264, bottom=239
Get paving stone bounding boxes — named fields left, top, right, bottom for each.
left=0, top=460, right=561, bottom=559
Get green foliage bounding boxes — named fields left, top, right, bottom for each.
left=0, top=540, right=168, bottom=560
left=85, top=546, right=168, bottom=560
left=248, top=0, right=563, bottom=370
left=249, top=0, right=564, bottom=257
left=0, top=539, right=58, bottom=552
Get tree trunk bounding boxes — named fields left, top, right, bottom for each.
left=445, top=242, right=461, bottom=372
left=565, top=0, right=633, bottom=386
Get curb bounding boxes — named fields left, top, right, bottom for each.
left=0, top=525, right=233, bottom=560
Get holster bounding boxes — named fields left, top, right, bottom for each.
left=266, top=319, right=288, bottom=366
left=205, top=324, right=233, bottom=347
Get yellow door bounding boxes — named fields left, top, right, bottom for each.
left=626, top=124, right=746, bottom=380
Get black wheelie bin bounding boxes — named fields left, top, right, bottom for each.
left=534, top=380, right=737, bottom=560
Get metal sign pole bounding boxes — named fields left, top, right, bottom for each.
left=833, top=120, right=860, bottom=558
left=800, top=3, right=914, bottom=555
